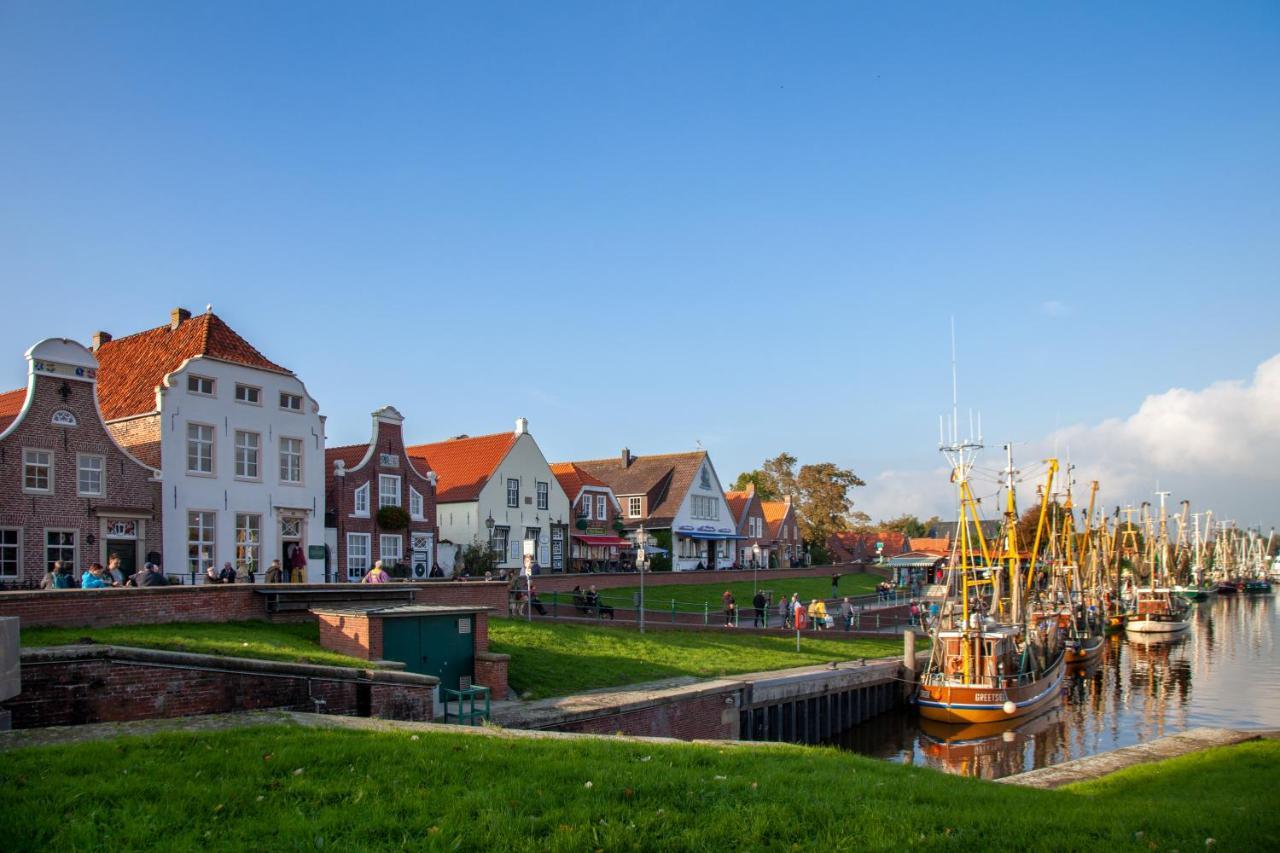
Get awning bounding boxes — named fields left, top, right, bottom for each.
left=572, top=534, right=629, bottom=546
left=675, top=531, right=746, bottom=541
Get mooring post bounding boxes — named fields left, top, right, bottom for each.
left=902, top=629, right=917, bottom=701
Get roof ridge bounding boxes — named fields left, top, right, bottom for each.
left=407, top=430, right=514, bottom=451
left=575, top=450, right=705, bottom=465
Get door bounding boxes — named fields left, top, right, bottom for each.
left=106, top=541, right=137, bottom=579
left=381, top=615, right=475, bottom=691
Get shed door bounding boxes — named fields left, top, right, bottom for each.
left=381, top=616, right=475, bottom=691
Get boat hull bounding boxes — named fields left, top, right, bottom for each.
left=1105, top=613, right=1127, bottom=633
left=916, top=656, right=1064, bottom=724
left=1125, top=615, right=1189, bottom=634
left=1064, top=633, right=1105, bottom=666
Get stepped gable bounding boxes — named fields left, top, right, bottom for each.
left=95, top=311, right=291, bottom=421
left=406, top=431, right=518, bottom=504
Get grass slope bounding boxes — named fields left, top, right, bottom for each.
left=489, top=618, right=905, bottom=699
left=2, top=725, right=1275, bottom=851
left=20, top=620, right=368, bottom=668
left=595, top=572, right=882, bottom=614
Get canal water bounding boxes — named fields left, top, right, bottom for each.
left=837, top=592, right=1280, bottom=779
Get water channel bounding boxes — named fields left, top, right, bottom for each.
left=837, top=592, right=1279, bottom=779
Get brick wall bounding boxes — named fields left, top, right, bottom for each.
left=3, top=646, right=436, bottom=728
left=550, top=691, right=739, bottom=740
left=473, top=652, right=509, bottom=700
left=315, top=612, right=380, bottom=660
left=105, top=413, right=162, bottom=469
left=0, top=580, right=509, bottom=629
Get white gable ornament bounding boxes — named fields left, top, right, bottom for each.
left=51, top=409, right=77, bottom=427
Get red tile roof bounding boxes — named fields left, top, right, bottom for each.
left=0, top=386, right=26, bottom=433
left=574, top=451, right=708, bottom=527
left=95, top=312, right=291, bottom=421
left=827, top=531, right=909, bottom=562
left=908, top=537, right=952, bottom=556
left=406, top=431, right=517, bottom=503
left=723, top=490, right=751, bottom=527
left=760, top=499, right=796, bottom=539
left=549, top=462, right=611, bottom=504
left=324, top=442, right=372, bottom=500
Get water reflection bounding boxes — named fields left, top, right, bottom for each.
left=839, top=593, right=1279, bottom=778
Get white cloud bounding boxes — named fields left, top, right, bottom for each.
left=859, top=353, right=1280, bottom=526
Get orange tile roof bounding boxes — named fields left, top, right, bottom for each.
left=324, top=442, right=372, bottom=499
left=549, top=462, right=611, bottom=504
left=95, top=312, right=291, bottom=421
left=0, top=386, right=26, bottom=433
left=760, top=499, right=795, bottom=538
left=908, top=537, right=952, bottom=556
left=723, top=490, right=751, bottom=525
left=573, top=450, right=707, bottom=526
left=406, top=431, right=517, bottom=503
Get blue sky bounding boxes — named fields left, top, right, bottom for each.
left=2, top=2, right=1277, bottom=521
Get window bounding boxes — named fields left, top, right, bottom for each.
left=346, top=533, right=370, bottom=579
left=506, top=478, right=519, bottom=508
left=536, top=481, right=549, bottom=510
left=409, top=486, right=424, bottom=520
left=596, top=495, right=607, bottom=521
left=76, top=453, right=105, bottom=497
left=234, top=514, right=261, bottom=571
left=23, top=449, right=52, bottom=492
left=628, top=497, right=642, bottom=518
left=279, top=437, right=303, bottom=484
left=234, top=383, right=261, bottom=405
left=578, top=495, right=591, bottom=518
left=46, top=530, right=76, bottom=573
left=691, top=496, right=720, bottom=520
left=186, top=423, right=214, bottom=474
left=353, top=482, right=369, bottom=516
left=491, top=526, right=510, bottom=561
left=0, top=528, right=19, bottom=578
left=188, top=511, right=215, bottom=576
left=378, top=474, right=401, bottom=508
left=380, top=534, right=404, bottom=564
left=187, top=374, right=215, bottom=396
left=234, top=431, right=260, bottom=479
left=279, top=392, right=303, bottom=412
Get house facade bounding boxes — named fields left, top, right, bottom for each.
left=408, top=418, right=570, bottom=575
left=326, top=406, right=438, bottom=582
left=762, top=497, right=805, bottom=567
left=0, top=338, right=162, bottom=586
left=575, top=449, right=738, bottom=571
left=827, top=530, right=909, bottom=564
left=95, top=307, right=326, bottom=582
left=725, top=487, right=771, bottom=568
left=550, top=462, right=627, bottom=572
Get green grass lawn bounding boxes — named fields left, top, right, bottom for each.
left=489, top=618, right=905, bottom=699
left=592, top=571, right=882, bottom=614
left=1, top=724, right=1275, bottom=851
left=20, top=620, right=368, bottom=669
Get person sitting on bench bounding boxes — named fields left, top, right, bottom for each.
left=572, top=585, right=592, bottom=615
left=586, top=585, right=614, bottom=619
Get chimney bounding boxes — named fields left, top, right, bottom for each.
left=170, top=307, right=191, bottom=330
left=784, top=495, right=792, bottom=507
left=91, top=331, right=112, bottom=352
left=746, top=483, right=755, bottom=496
left=515, top=417, right=528, bottom=435
left=621, top=447, right=632, bottom=467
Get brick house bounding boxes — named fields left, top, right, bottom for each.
left=762, top=497, right=805, bottom=567
left=326, top=406, right=439, bottom=582
left=827, top=530, right=909, bottom=564
left=573, top=449, right=738, bottom=571
left=725, top=486, right=771, bottom=568
left=550, top=462, right=627, bottom=572
left=0, top=338, right=161, bottom=587
left=93, top=307, right=327, bottom=582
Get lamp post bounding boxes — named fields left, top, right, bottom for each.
left=485, top=512, right=495, bottom=579
left=637, top=524, right=646, bottom=634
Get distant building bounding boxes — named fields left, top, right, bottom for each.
left=408, top=418, right=570, bottom=574
left=725, top=486, right=770, bottom=568
left=762, top=496, right=804, bottom=567
left=573, top=449, right=737, bottom=571
left=326, top=406, right=438, bottom=582
left=550, top=462, right=627, bottom=572
left=0, top=338, right=161, bottom=586
left=826, top=531, right=909, bottom=564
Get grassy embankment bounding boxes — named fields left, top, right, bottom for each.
left=21, top=619, right=906, bottom=700
left=1, top=725, right=1275, bottom=851
left=590, top=572, right=882, bottom=614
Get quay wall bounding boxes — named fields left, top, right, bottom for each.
left=528, top=564, right=879, bottom=595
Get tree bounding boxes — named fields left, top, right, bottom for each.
left=845, top=510, right=874, bottom=533
left=763, top=453, right=798, bottom=498
left=794, top=462, right=866, bottom=546
left=879, top=514, right=926, bottom=538
left=731, top=470, right=780, bottom=501
left=461, top=537, right=498, bottom=576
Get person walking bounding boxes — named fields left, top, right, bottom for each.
left=752, top=590, right=767, bottom=627
left=722, top=590, right=736, bottom=627
left=362, top=560, right=391, bottom=584
left=107, top=554, right=125, bottom=587
left=265, top=559, right=283, bottom=584
left=841, top=596, right=854, bottom=631
left=831, top=573, right=841, bottom=599
left=779, top=596, right=790, bottom=629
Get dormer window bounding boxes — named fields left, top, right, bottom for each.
left=187, top=375, right=215, bottom=396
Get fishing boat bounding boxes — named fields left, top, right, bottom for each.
left=1125, top=492, right=1190, bottom=636
left=1214, top=580, right=1240, bottom=595
left=1243, top=578, right=1272, bottom=594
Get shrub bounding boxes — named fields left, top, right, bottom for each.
left=377, top=506, right=410, bottom=530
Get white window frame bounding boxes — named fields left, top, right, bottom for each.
left=409, top=486, right=424, bottom=520
left=353, top=482, right=370, bottom=517
left=76, top=452, right=105, bottom=497
left=234, top=383, right=261, bottom=405
left=0, top=527, right=21, bottom=579
left=279, top=436, right=303, bottom=485
left=491, top=526, right=509, bottom=561
left=187, top=374, right=216, bottom=397
left=234, top=513, right=261, bottom=572
left=378, top=474, right=401, bottom=509
left=628, top=496, right=642, bottom=519
left=578, top=495, right=592, bottom=518
left=45, top=528, right=77, bottom=574
left=379, top=534, right=403, bottom=564
left=346, top=533, right=370, bottom=579
left=234, top=430, right=261, bottom=480
left=279, top=391, right=303, bottom=412
left=22, top=448, right=54, bottom=494
left=186, top=423, right=215, bottom=475
left=187, top=511, right=216, bottom=577
left=596, top=494, right=607, bottom=521
left=536, top=481, right=549, bottom=511
left=506, top=478, right=519, bottom=508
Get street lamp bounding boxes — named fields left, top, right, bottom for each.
left=637, top=524, right=646, bottom=634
